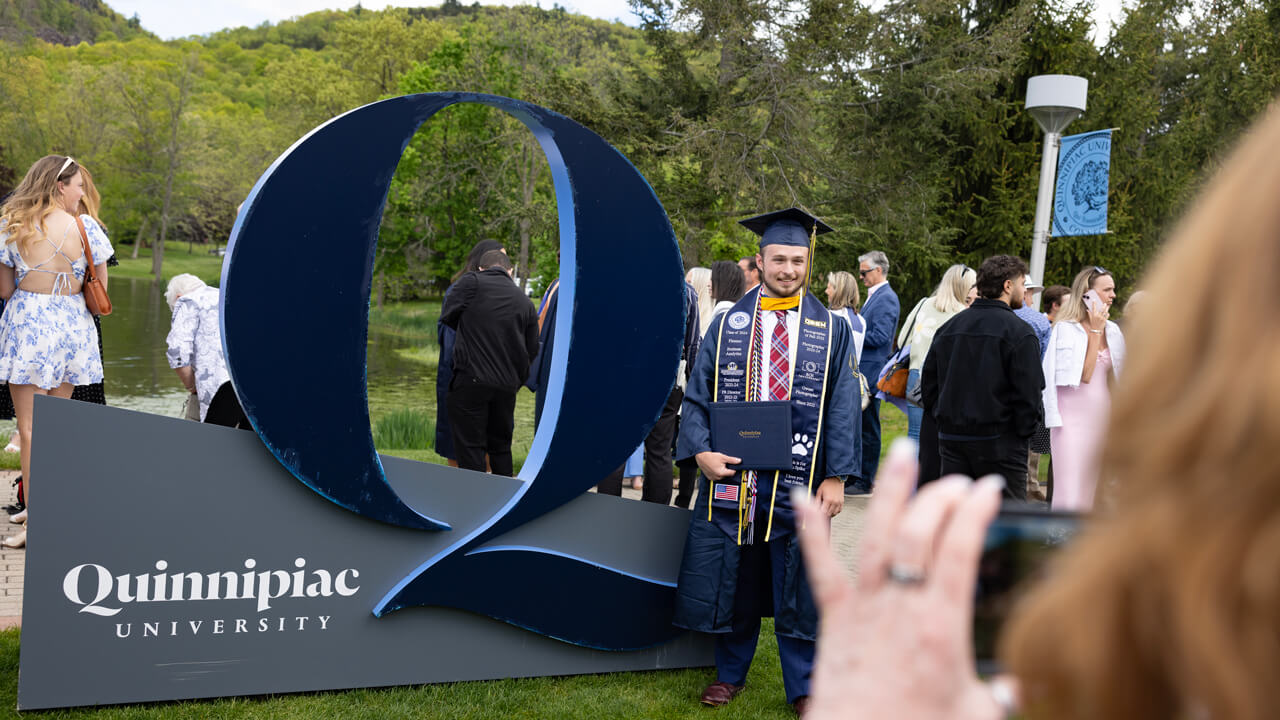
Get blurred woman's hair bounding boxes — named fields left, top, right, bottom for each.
left=452, top=239, right=505, bottom=283
left=1055, top=266, right=1113, bottom=325
left=0, top=155, right=80, bottom=252
left=931, top=264, right=977, bottom=313
left=685, top=266, right=713, bottom=334
left=825, top=271, right=859, bottom=311
left=710, top=260, right=745, bottom=304
left=1002, top=100, right=1280, bottom=720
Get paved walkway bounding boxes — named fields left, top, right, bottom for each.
left=0, top=474, right=868, bottom=632
left=0, top=469, right=22, bottom=629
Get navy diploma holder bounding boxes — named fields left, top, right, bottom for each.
left=709, top=401, right=792, bottom=471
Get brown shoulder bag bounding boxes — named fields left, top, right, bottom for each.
left=74, top=215, right=112, bottom=316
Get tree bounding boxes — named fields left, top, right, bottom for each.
left=627, top=0, right=824, bottom=267
left=106, top=48, right=199, bottom=283
left=152, top=52, right=196, bottom=284
left=331, top=9, right=434, bottom=96
left=1, top=0, right=1274, bottom=302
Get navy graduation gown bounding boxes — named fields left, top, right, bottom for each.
left=672, top=290, right=861, bottom=640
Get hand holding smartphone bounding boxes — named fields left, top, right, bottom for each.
left=1083, top=290, right=1105, bottom=316
left=973, top=508, right=1082, bottom=673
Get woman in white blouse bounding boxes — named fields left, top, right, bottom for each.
left=165, top=274, right=245, bottom=428
left=1041, top=266, right=1125, bottom=510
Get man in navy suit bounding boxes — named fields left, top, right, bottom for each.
left=850, top=250, right=899, bottom=493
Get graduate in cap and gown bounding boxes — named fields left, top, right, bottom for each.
left=672, top=208, right=862, bottom=716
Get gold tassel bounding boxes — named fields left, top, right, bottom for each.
left=804, top=219, right=818, bottom=294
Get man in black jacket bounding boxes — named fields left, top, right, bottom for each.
left=440, top=249, right=539, bottom=476
left=920, top=255, right=1043, bottom=500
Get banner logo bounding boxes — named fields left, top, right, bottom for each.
left=1053, top=129, right=1112, bottom=237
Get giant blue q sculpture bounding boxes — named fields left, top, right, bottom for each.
left=221, top=93, right=687, bottom=650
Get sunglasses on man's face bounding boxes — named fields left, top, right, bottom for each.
left=858, top=268, right=875, bottom=277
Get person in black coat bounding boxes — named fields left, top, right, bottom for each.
left=436, top=239, right=506, bottom=466
left=920, top=255, right=1044, bottom=500
left=439, top=250, right=538, bottom=476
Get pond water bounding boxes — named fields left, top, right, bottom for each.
left=0, top=278, right=532, bottom=463
left=98, top=278, right=439, bottom=421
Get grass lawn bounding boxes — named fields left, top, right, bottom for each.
left=0, top=624, right=804, bottom=719
left=369, top=300, right=443, bottom=340
left=110, top=240, right=226, bottom=286
left=878, top=401, right=908, bottom=459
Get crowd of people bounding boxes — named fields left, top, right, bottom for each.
left=426, top=200, right=1130, bottom=715
left=0, top=164, right=1109, bottom=539
left=433, top=225, right=1111, bottom=528
left=658, top=201, right=1132, bottom=714
left=313, top=171, right=1125, bottom=719
left=4, top=96, right=1278, bottom=720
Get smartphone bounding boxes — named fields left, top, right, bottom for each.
left=973, top=507, right=1082, bottom=673
left=1082, top=290, right=1103, bottom=315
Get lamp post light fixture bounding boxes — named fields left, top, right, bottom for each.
left=1025, top=74, right=1088, bottom=310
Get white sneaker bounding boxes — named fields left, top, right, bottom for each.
left=9, top=509, right=26, bottom=524
left=2, top=529, right=25, bottom=549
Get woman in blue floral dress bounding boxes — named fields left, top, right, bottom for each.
left=0, top=155, right=113, bottom=549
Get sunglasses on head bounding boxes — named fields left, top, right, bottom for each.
left=1093, top=265, right=1109, bottom=275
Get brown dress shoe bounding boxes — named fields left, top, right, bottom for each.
left=699, top=681, right=744, bottom=706
left=792, top=696, right=810, bottom=717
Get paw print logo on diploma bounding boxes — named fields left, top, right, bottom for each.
left=792, top=433, right=813, bottom=456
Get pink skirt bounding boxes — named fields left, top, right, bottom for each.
left=1050, top=349, right=1112, bottom=511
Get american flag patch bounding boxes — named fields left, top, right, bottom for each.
left=713, top=483, right=739, bottom=502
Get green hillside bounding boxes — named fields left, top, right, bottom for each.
left=0, top=0, right=1277, bottom=302
left=0, top=0, right=151, bottom=45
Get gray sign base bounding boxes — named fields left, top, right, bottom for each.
left=17, top=397, right=712, bottom=710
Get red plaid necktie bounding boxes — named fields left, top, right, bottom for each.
left=769, top=310, right=790, bottom=400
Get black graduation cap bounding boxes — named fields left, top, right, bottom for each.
left=738, top=207, right=834, bottom=248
